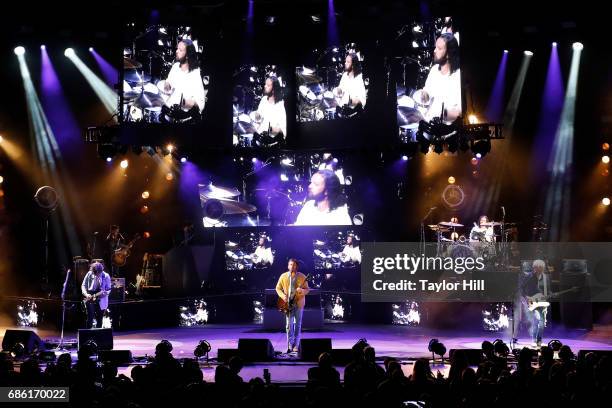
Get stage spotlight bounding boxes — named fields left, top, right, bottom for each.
left=493, top=339, right=509, bottom=356
left=252, top=157, right=258, bottom=163
left=524, top=50, right=533, bottom=56
left=281, top=157, right=292, bottom=166
left=88, top=47, right=94, bottom=52
left=0, top=176, right=3, bottom=184
left=166, top=144, right=174, bottom=153
left=471, top=139, right=491, bottom=157
left=448, top=176, right=456, bottom=184
left=97, top=143, right=117, bottom=160
left=0, top=135, right=3, bottom=143
left=401, top=155, right=408, bottom=161
left=503, top=50, right=509, bottom=54
left=280, top=173, right=289, bottom=182
left=468, top=114, right=479, bottom=124
left=428, top=339, right=446, bottom=362
left=573, top=42, right=583, bottom=50
left=64, top=48, right=75, bottom=57
left=143, top=231, right=151, bottom=238
left=602, top=197, right=610, bottom=206
left=142, top=191, right=150, bottom=199
left=40, top=45, right=46, bottom=50
left=180, top=157, right=187, bottom=163
left=10, top=342, right=26, bottom=358
left=166, top=172, right=174, bottom=181
left=603, top=143, right=610, bottom=151
left=14, top=46, right=25, bottom=56
left=548, top=339, right=563, bottom=351
left=265, top=16, right=276, bottom=25
left=602, top=155, right=610, bottom=164
left=120, top=159, right=128, bottom=169
left=552, top=42, right=557, bottom=47
left=140, top=205, right=149, bottom=214
left=106, top=157, right=112, bottom=163
left=194, top=340, right=211, bottom=361
left=352, top=214, right=364, bottom=225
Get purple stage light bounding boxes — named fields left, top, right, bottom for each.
left=484, top=50, right=509, bottom=123
left=327, top=0, right=339, bottom=46
left=402, top=155, right=408, bottom=161
left=41, top=46, right=81, bottom=152
left=531, top=43, right=564, bottom=177
left=252, top=157, right=258, bottom=163
left=90, top=49, right=119, bottom=88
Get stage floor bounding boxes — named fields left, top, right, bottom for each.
left=3, top=324, right=612, bottom=383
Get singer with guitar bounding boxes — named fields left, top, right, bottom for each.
left=276, top=259, right=310, bottom=353
left=81, top=262, right=111, bottom=329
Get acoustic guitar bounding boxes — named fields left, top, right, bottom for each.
left=111, top=234, right=141, bottom=267
left=277, top=273, right=311, bottom=315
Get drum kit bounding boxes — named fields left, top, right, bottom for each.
left=427, top=219, right=511, bottom=266
left=296, top=66, right=360, bottom=122
left=397, top=87, right=432, bottom=143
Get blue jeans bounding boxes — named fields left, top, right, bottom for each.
left=286, top=307, right=304, bottom=349
left=531, top=308, right=547, bottom=344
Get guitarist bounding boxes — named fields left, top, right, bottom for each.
left=275, top=259, right=310, bottom=353
left=522, top=259, right=550, bottom=348
left=106, top=225, right=124, bottom=277
left=81, top=262, right=111, bottom=329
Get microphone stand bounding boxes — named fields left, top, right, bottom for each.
left=420, top=207, right=435, bottom=255
left=54, top=268, right=71, bottom=352
left=242, top=158, right=275, bottom=225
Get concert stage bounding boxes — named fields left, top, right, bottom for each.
left=3, top=324, right=612, bottom=383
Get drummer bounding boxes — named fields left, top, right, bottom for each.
left=470, top=215, right=495, bottom=243
left=162, top=39, right=206, bottom=113
left=253, top=75, right=287, bottom=138
left=334, top=53, right=367, bottom=108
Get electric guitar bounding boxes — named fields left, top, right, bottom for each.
left=112, top=234, right=141, bottom=267
left=277, top=273, right=311, bottom=315
left=526, top=286, right=579, bottom=312
left=83, top=289, right=105, bottom=306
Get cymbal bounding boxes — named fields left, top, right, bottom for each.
left=439, top=221, right=464, bottom=227
left=428, top=224, right=449, bottom=232
left=297, top=68, right=322, bottom=84
left=481, top=221, right=502, bottom=227
left=124, top=58, right=142, bottom=69
left=199, top=183, right=241, bottom=199
left=204, top=198, right=256, bottom=215
left=440, top=237, right=454, bottom=242
left=532, top=226, right=549, bottom=230
left=397, top=106, right=424, bottom=126
left=131, top=92, right=165, bottom=109
left=124, top=70, right=152, bottom=84
left=234, top=121, right=257, bottom=135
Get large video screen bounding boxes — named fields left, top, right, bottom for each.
left=296, top=43, right=368, bottom=122
left=232, top=64, right=288, bottom=148
left=394, top=17, right=462, bottom=143
left=313, top=229, right=362, bottom=270
left=225, top=231, right=276, bottom=271
left=198, top=153, right=364, bottom=228
left=122, top=24, right=210, bottom=124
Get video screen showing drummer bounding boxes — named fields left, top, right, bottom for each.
left=225, top=232, right=276, bottom=271
left=296, top=43, right=368, bottom=123
left=313, top=230, right=362, bottom=271
left=232, top=65, right=287, bottom=149
left=393, top=17, right=461, bottom=143
left=123, top=24, right=209, bottom=124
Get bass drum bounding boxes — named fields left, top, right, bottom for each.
left=448, top=243, right=475, bottom=260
